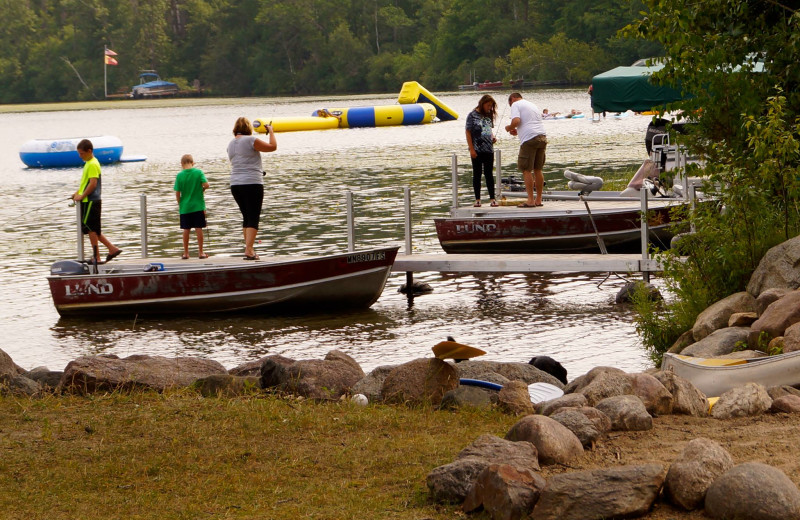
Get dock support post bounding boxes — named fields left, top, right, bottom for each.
left=640, top=188, right=650, bottom=282
left=75, top=202, right=84, bottom=261
left=346, top=189, right=355, bottom=252
left=689, top=183, right=697, bottom=233
left=451, top=153, right=459, bottom=209
left=403, top=185, right=414, bottom=290
left=495, top=149, right=502, bottom=200
left=140, top=193, right=148, bottom=258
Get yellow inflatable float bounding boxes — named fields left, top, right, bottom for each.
left=253, top=116, right=339, bottom=133
left=253, top=82, right=458, bottom=133
left=397, top=81, right=459, bottom=121
left=254, top=103, right=436, bottom=133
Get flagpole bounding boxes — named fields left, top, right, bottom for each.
left=104, top=45, right=108, bottom=98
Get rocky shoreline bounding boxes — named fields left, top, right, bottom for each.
left=3, top=238, right=800, bottom=520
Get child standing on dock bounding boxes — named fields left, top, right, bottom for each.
left=174, top=154, right=210, bottom=259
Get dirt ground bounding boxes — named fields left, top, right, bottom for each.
left=535, top=412, right=800, bottom=519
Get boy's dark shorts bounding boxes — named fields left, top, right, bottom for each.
left=80, top=200, right=101, bottom=235
left=180, top=210, right=207, bottom=230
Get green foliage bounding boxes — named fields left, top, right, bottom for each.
left=0, top=0, right=656, bottom=101
left=625, top=1, right=800, bottom=362
left=497, top=33, right=615, bottom=84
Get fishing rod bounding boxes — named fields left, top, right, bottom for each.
left=494, top=103, right=508, bottom=141
left=0, top=196, right=73, bottom=227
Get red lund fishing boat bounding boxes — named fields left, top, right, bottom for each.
left=434, top=196, right=681, bottom=254
left=48, top=246, right=398, bottom=317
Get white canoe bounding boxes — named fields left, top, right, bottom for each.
left=661, top=351, right=800, bottom=397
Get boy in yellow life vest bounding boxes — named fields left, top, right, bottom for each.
left=72, top=139, right=122, bottom=264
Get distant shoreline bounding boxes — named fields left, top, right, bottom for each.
left=0, top=87, right=588, bottom=114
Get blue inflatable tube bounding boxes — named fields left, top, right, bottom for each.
left=313, top=103, right=436, bottom=129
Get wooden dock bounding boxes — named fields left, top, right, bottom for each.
left=391, top=253, right=662, bottom=274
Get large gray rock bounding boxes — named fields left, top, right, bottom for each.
left=505, top=415, right=583, bottom=466
left=382, top=357, right=458, bottom=406
left=462, top=463, right=546, bottom=520
left=540, top=393, right=588, bottom=417
left=595, top=394, right=653, bottom=431
left=752, top=291, right=800, bottom=339
left=770, top=394, right=800, bottom=413
left=427, top=458, right=490, bottom=504
left=664, top=438, right=734, bottom=510
left=497, top=380, right=535, bottom=416
left=784, top=322, right=800, bottom=353
left=280, top=350, right=365, bottom=400
left=711, top=382, right=772, bottom=419
left=567, top=366, right=633, bottom=406
left=193, top=374, right=261, bottom=397
left=667, top=329, right=695, bottom=354
left=531, top=464, right=666, bottom=520
left=549, top=408, right=604, bottom=448
left=60, top=354, right=228, bottom=393
left=25, top=367, right=63, bottom=390
left=457, top=434, right=540, bottom=472
left=767, top=385, right=800, bottom=401
left=259, top=355, right=297, bottom=388
left=0, top=374, right=41, bottom=397
left=746, top=236, right=800, bottom=297
left=653, top=371, right=709, bottom=417
left=681, top=327, right=751, bottom=357
left=705, top=462, right=800, bottom=520
left=570, top=406, right=613, bottom=434
left=351, top=365, right=396, bottom=402
left=729, top=311, right=759, bottom=327
left=231, top=354, right=294, bottom=377
left=692, top=292, right=757, bottom=341
left=627, top=372, right=673, bottom=415
left=0, top=348, right=23, bottom=379
left=756, top=288, right=794, bottom=315
left=440, top=385, right=493, bottom=410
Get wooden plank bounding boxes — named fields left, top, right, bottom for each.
left=392, top=253, right=662, bottom=273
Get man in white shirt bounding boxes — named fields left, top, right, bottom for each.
left=505, top=93, right=547, bottom=207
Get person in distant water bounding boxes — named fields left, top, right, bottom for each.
left=174, top=154, right=210, bottom=260
left=505, top=92, right=547, bottom=207
left=465, top=94, right=498, bottom=207
left=227, top=116, right=277, bottom=260
left=72, top=139, right=122, bottom=264
left=542, top=109, right=559, bottom=119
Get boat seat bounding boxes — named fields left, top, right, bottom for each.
left=564, top=170, right=603, bottom=195
left=672, top=354, right=747, bottom=367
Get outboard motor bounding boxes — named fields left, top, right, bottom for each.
left=564, top=170, right=603, bottom=195
left=50, top=260, right=90, bottom=276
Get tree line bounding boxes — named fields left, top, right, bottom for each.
left=0, top=0, right=660, bottom=103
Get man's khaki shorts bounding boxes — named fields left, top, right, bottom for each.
left=517, top=134, right=548, bottom=172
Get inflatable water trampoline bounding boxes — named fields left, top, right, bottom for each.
left=19, top=136, right=146, bottom=168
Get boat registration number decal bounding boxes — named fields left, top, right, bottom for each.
left=64, top=282, right=114, bottom=297
left=347, top=252, right=386, bottom=264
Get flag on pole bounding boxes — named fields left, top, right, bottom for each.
left=105, top=48, right=118, bottom=56
left=105, top=55, right=118, bottom=66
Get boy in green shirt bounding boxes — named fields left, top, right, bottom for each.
left=174, top=154, right=210, bottom=259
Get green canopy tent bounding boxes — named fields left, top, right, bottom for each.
left=590, top=64, right=684, bottom=113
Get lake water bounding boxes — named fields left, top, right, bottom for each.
left=0, top=89, right=658, bottom=378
